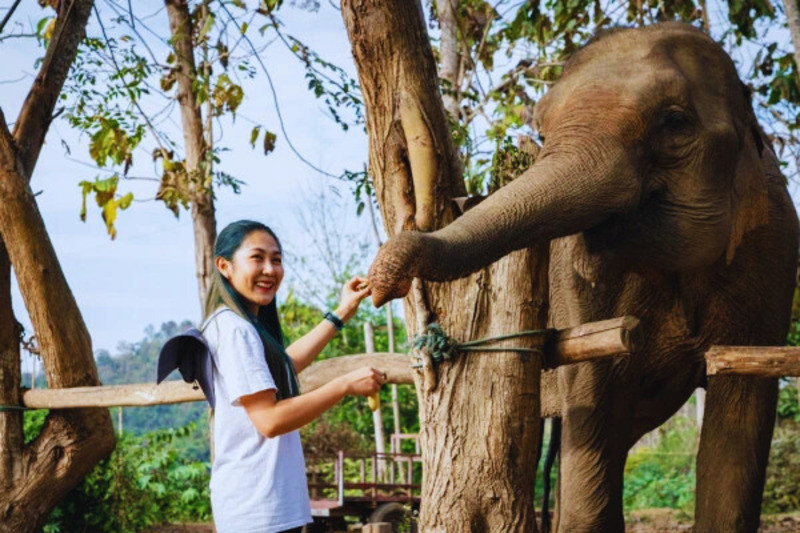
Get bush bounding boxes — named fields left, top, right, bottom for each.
left=23, top=412, right=211, bottom=533
left=763, top=421, right=800, bottom=514
left=623, top=416, right=697, bottom=514
left=777, top=380, right=800, bottom=423
left=301, top=417, right=372, bottom=457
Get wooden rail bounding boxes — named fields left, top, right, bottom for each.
left=21, top=316, right=639, bottom=409
left=706, top=346, right=800, bottom=377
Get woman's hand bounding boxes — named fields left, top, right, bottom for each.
left=334, top=276, right=372, bottom=323
left=340, top=366, right=386, bottom=397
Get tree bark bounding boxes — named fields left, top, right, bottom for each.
left=0, top=111, right=115, bottom=532
left=0, top=242, right=22, bottom=493
left=0, top=2, right=116, bottom=529
left=343, top=1, right=545, bottom=529
left=165, top=0, right=216, bottom=308
left=437, top=0, right=461, bottom=120
left=783, top=0, right=800, bottom=85
left=706, top=346, right=800, bottom=377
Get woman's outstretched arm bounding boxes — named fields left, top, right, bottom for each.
left=240, top=366, right=385, bottom=438
left=286, top=276, right=371, bottom=372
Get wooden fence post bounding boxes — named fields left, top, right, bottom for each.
left=364, top=322, right=387, bottom=479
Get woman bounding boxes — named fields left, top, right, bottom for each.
left=202, top=219, right=385, bottom=533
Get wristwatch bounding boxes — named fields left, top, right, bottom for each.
left=324, top=311, right=345, bottom=331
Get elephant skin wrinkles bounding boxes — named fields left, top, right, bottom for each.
left=368, top=22, right=798, bottom=533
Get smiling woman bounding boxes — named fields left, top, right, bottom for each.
left=216, top=229, right=285, bottom=315
left=200, top=219, right=388, bottom=533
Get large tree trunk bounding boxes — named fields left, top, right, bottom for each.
left=0, top=2, right=116, bottom=530
left=0, top=243, right=22, bottom=495
left=165, top=0, right=216, bottom=308
left=343, top=1, right=545, bottom=530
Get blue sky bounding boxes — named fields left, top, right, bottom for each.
left=2, top=1, right=798, bottom=379
left=2, top=1, right=377, bottom=368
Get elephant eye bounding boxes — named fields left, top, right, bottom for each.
left=659, top=109, right=692, bottom=133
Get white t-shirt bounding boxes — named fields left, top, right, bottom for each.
left=204, top=307, right=312, bottom=533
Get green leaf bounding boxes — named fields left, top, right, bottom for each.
left=249, top=126, right=261, bottom=147
left=199, top=13, right=216, bottom=42
left=118, top=192, right=134, bottom=210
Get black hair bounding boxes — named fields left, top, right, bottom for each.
left=204, top=220, right=299, bottom=400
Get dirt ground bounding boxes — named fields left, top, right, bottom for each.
left=626, top=510, right=800, bottom=532
left=148, top=512, right=800, bottom=532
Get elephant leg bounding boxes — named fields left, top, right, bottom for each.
left=695, top=375, right=778, bottom=532
left=556, top=364, right=630, bottom=533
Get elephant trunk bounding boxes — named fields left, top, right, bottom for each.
left=370, top=142, right=641, bottom=305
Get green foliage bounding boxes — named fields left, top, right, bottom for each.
left=78, top=176, right=134, bottom=239
left=55, top=2, right=366, bottom=236
left=280, top=290, right=417, bottom=440
left=763, top=421, right=800, bottom=513
left=23, top=409, right=48, bottom=445
left=42, top=424, right=210, bottom=533
left=280, top=31, right=364, bottom=132
left=786, top=319, right=800, bottom=346
left=777, top=380, right=800, bottom=423
left=432, top=0, right=800, bottom=193
left=623, top=415, right=697, bottom=513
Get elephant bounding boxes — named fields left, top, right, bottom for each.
left=367, top=22, right=799, bottom=532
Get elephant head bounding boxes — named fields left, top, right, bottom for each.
left=369, top=22, right=770, bottom=306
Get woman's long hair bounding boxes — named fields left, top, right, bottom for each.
left=204, top=220, right=300, bottom=400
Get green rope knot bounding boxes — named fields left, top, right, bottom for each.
left=412, top=323, right=460, bottom=364
left=411, top=323, right=549, bottom=367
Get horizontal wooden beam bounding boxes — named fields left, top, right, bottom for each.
left=21, top=316, right=639, bottom=409
left=300, top=353, right=412, bottom=391
left=546, top=316, right=638, bottom=368
left=706, top=346, right=800, bottom=377
left=23, top=380, right=204, bottom=409
left=22, top=353, right=413, bottom=409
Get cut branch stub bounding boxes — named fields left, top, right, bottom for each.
left=545, top=316, right=639, bottom=369
left=706, top=346, right=800, bottom=377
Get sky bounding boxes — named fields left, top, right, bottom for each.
left=2, top=1, right=379, bottom=373
left=1, top=1, right=798, bottom=380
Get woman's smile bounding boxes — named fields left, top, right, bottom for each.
left=218, top=230, right=285, bottom=314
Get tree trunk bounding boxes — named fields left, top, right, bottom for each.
left=165, top=0, right=216, bottom=308
left=783, top=0, right=800, bottom=85
left=0, top=242, right=22, bottom=493
left=437, top=0, right=461, bottom=120
left=0, top=112, right=115, bottom=532
left=0, top=2, right=116, bottom=529
left=343, top=1, right=545, bottom=530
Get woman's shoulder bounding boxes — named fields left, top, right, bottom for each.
left=205, top=307, right=258, bottom=338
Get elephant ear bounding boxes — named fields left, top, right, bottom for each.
left=725, top=83, right=770, bottom=264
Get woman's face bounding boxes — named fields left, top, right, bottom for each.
left=217, top=230, right=284, bottom=314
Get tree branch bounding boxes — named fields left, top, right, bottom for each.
left=0, top=0, right=23, bottom=35
left=12, top=0, right=95, bottom=179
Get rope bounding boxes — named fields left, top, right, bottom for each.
left=411, top=323, right=549, bottom=365
left=0, top=405, right=32, bottom=412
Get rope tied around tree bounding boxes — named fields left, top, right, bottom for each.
left=0, top=405, right=31, bottom=412
left=410, top=323, right=549, bottom=368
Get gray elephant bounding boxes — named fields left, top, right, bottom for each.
left=368, top=22, right=798, bottom=532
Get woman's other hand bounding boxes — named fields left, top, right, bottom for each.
left=335, top=276, right=372, bottom=322
left=341, top=367, right=386, bottom=397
